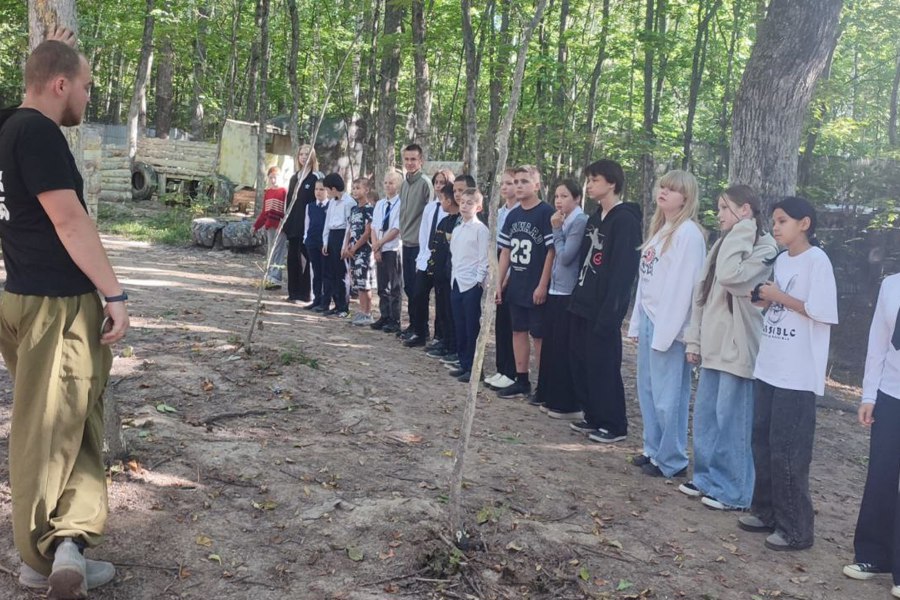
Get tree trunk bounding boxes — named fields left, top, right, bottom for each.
left=28, top=0, right=78, bottom=49
left=715, top=0, right=743, bottom=182
left=245, top=0, right=263, bottom=123
left=255, top=0, right=271, bottom=213
left=639, top=0, right=656, bottom=229
left=374, top=0, right=405, bottom=189
left=551, top=0, right=570, bottom=181
left=448, top=0, right=549, bottom=542
left=461, top=0, right=480, bottom=180
left=481, top=0, right=511, bottom=194
left=190, top=2, right=209, bottom=140
left=889, top=44, right=900, bottom=147
left=411, top=0, right=431, bottom=155
left=729, top=0, right=843, bottom=211
left=359, top=0, right=382, bottom=176
left=798, top=44, right=837, bottom=189
left=582, top=0, right=611, bottom=167
left=154, top=34, right=174, bottom=139
left=286, top=0, right=300, bottom=156
left=225, top=0, right=244, bottom=119
left=127, top=0, right=155, bottom=164
left=682, top=0, right=721, bottom=169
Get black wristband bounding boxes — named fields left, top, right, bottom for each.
left=104, top=293, right=128, bottom=303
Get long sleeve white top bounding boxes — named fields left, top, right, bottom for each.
left=323, top=193, right=355, bottom=247
left=862, top=273, right=900, bottom=403
left=450, top=217, right=490, bottom=292
left=415, top=200, right=447, bottom=271
left=627, top=221, right=707, bottom=351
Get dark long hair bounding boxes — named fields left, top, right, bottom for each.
left=698, top=185, right=765, bottom=310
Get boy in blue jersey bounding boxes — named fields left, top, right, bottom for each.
left=495, top=166, right=556, bottom=398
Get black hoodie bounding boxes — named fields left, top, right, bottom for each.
left=568, top=202, right=642, bottom=333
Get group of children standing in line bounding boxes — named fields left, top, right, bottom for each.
left=255, top=143, right=900, bottom=596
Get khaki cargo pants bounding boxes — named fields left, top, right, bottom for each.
left=0, top=292, right=112, bottom=575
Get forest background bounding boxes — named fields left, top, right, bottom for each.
left=0, top=0, right=899, bottom=382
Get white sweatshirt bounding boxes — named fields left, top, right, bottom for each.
left=627, top=220, right=707, bottom=352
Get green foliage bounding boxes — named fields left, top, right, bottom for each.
left=278, top=345, right=318, bottom=369
left=2, top=0, right=896, bottom=209
left=97, top=202, right=193, bottom=246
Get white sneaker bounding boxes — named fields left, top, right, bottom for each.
left=891, top=584, right=900, bottom=598
left=491, top=375, right=516, bottom=389
left=358, top=314, right=374, bottom=326
left=20, top=559, right=115, bottom=591
left=48, top=538, right=88, bottom=598
left=484, top=373, right=502, bottom=386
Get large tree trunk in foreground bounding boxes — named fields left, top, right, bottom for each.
left=729, top=0, right=843, bottom=211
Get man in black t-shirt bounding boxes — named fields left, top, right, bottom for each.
left=0, top=36, right=128, bottom=596
left=496, top=166, right=555, bottom=399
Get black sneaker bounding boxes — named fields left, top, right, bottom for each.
left=396, top=326, right=414, bottom=339
left=678, top=481, right=702, bottom=497
left=370, top=317, right=388, bottom=330
left=641, top=463, right=688, bottom=478
left=426, top=347, right=448, bottom=358
left=497, top=381, right=531, bottom=399
left=403, top=334, right=428, bottom=348
left=587, top=429, right=626, bottom=443
left=569, top=420, right=598, bottom=435
left=313, top=305, right=329, bottom=313
left=449, top=368, right=467, bottom=377
left=382, top=322, right=401, bottom=334
left=323, top=308, right=339, bottom=316
left=425, top=339, right=444, bottom=351
left=456, top=371, right=471, bottom=383
left=842, top=562, right=889, bottom=581
left=440, top=353, right=459, bottom=364
left=631, top=454, right=652, bottom=467
left=526, top=391, right=543, bottom=406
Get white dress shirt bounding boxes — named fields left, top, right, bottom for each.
left=324, top=193, right=355, bottom=247
left=415, top=200, right=447, bottom=271
left=450, top=217, right=490, bottom=293
left=862, top=273, right=900, bottom=403
left=371, top=195, right=402, bottom=252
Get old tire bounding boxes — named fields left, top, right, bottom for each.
left=131, top=162, right=157, bottom=201
left=191, top=217, right=227, bottom=248
left=200, top=175, right=235, bottom=213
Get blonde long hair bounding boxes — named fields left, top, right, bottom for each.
left=296, top=144, right=319, bottom=174
left=641, top=169, right=701, bottom=254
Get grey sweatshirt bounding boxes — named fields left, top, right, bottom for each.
left=398, top=170, right=435, bottom=245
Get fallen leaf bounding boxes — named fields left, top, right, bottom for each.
left=722, top=542, right=738, bottom=554
left=156, top=403, right=177, bottom=414
left=606, top=539, right=623, bottom=550
left=208, top=554, right=222, bottom=564
left=617, top=579, right=634, bottom=591
left=201, top=379, right=215, bottom=392
left=252, top=500, right=278, bottom=511
left=578, top=566, right=590, bottom=581
left=505, top=542, right=523, bottom=552
left=195, top=535, right=213, bottom=547
left=347, top=547, right=364, bottom=562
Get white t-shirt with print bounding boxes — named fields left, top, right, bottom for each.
left=753, top=246, right=838, bottom=396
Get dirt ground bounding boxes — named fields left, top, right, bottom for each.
left=0, top=231, right=887, bottom=600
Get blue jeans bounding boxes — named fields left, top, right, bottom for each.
left=450, top=282, right=482, bottom=372
left=692, top=368, right=755, bottom=508
left=636, top=314, right=692, bottom=477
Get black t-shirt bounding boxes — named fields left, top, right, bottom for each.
left=0, top=108, right=95, bottom=296
left=498, top=201, right=555, bottom=307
